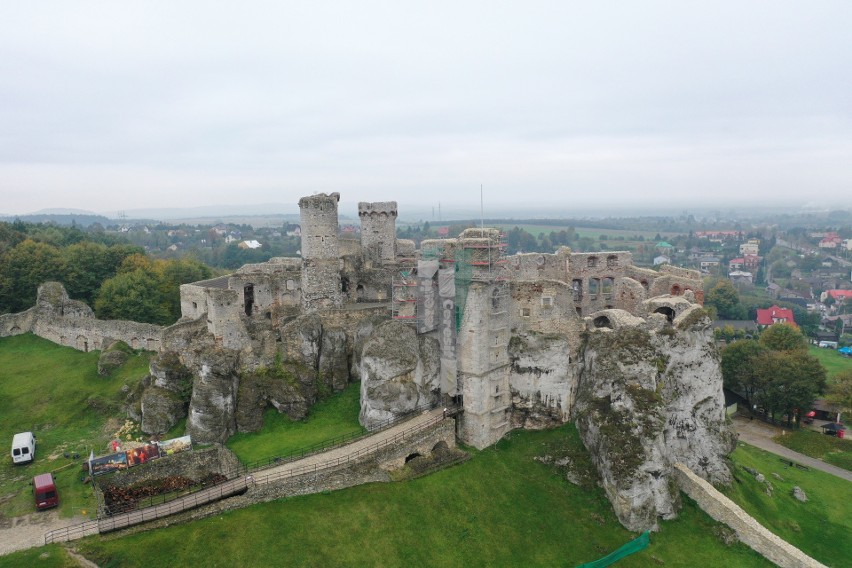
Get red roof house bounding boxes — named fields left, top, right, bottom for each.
left=755, top=305, right=796, bottom=328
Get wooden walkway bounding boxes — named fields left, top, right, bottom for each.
left=45, top=408, right=447, bottom=544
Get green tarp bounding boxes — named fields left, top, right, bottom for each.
left=576, top=531, right=650, bottom=568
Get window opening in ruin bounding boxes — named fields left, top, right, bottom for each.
left=519, top=307, right=531, bottom=317
left=405, top=452, right=422, bottom=464
left=356, top=284, right=365, bottom=300
left=655, top=306, right=676, bottom=323
left=541, top=296, right=553, bottom=308
left=593, top=316, right=612, bottom=329
left=606, top=255, right=619, bottom=268
left=243, top=284, right=255, bottom=316
left=492, top=288, right=501, bottom=309
left=602, top=277, right=614, bottom=298
left=192, top=302, right=198, bottom=310
left=640, top=280, right=649, bottom=290
left=341, top=277, right=350, bottom=293
left=670, top=284, right=682, bottom=296
left=588, top=278, right=600, bottom=300
left=587, top=256, right=598, bottom=268
left=265, top=311, right=272, bottom=320
left=572, top=279, right=582, bottom=302
left=576, top=307, right=582, bottom=316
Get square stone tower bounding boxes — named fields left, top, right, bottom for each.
left=358, top=201, right=398, bottom=266
left=299, top=192, right=343, bottom=311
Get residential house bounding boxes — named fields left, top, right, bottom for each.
left=739, top=240, right=760, bottom=256
left=729, top=271, right=753, bottom=285
left=755, top=305, right=796, bottom=328
left=238, top=240, right=262, bottom=250
left=699, top=256, right=721, bottom=272
left=653, top=255, right=671, bottom=266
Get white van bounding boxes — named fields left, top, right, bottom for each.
left=11, top=432, right=36, bottom=464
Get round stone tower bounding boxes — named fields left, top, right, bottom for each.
left=299, top=192, right=342, bottom=310
left=358, top=201, right=397, bottom=266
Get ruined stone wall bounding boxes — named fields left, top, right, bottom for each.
left=359, top=201, right=398, bottom=266
left=179, top=283, right=210, bottom=321
left=566, top=251, right=634, bottom=317
left=506, top=249, right=569, bottom=282
left=673, top=464, right=828, bottom=568
left=0, top=283, right=162, bottom=352
left=206, top=288, right=249, bottom=349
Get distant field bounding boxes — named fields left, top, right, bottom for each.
left=0, top=334, right=150, bottom=518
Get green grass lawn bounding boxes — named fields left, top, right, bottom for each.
left=774, top=429, right=852, bottom=471
left=60, top=425, right=776, bottom=568
left=0, top=334, right=150, bottom=518
left=808, top=345, right=852, bottom=378
left=226, top=381, right=365, bottom=465
left=723, top=442, right=852, bottom=567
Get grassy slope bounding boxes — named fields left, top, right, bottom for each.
left=226, top=381, right=365, bottom=464
left=67, top=426, right=773, bottom=568
left=774, top=429, right=852, bottom=471
left=808, top=345, right=852, bottom=378
left=0, top=334, right=150, bottom=518
left=723, top=442, right=852, bottom=567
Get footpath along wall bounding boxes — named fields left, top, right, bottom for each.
left=672, top=463, right=828, bottom=568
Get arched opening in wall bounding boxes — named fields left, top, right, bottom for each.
left=341, top=277, right=350, bottom=294
left=640, top=280, right=649, bottom=290
left=593, top=316, right=612, bottom=329
left=405, top=452, right=423, bottom=464
left=587, top=256, right=598, bottom=268
left=491, top=288, right=501, bottom=310
left=654, top=307, right=676, bottom=324
left=10, top=326, right=21, bottom=335
left=76, top=335, right=88, bottom=352
left=356, top=284, right=365, bottom=301
left=606, top=255, right=619, bottom=268
left=576, top=307, right=582, bottom=316
left=670, top=284, right=682, bottom=296
left=131, top=337, right=140, bottom=349
left=432, top=441, right=449, bottom=454
left=244, top=284, right=255, bottom=316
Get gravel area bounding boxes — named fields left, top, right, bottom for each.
left=0, top=511, right=89, bottom=556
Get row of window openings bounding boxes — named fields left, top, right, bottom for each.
left=572, top=278, right=615, bottom=301
left=586, top=255, right=620, bottom=268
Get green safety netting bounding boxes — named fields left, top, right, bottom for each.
left=576, top=531, right=650, bottom=568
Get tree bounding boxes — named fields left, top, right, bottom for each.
left=95, top=269, right=170, bottom=325
left=704, top=280, right=745, bottom=320
left=721, top=340, right=768, bottom=409
left=825, top=370, right=852, bottom=422
left=0, top=239, right=66, bottom=313
left=759, top=323, right=807, bottom=352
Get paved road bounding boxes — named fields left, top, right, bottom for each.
left=733, top=416, right=852, bottom=483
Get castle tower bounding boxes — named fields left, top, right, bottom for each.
left=358, top=201, right=398, bottom=266
left=454, top=228, right=512, bottom=449
left=299, top=192, right=342, bottom=310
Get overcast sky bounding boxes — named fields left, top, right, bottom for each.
left=1, top=1, right=850, bottom=217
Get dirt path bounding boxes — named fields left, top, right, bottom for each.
left=733, top=416, right=852, bottom=483
left=0, top=511, right=90, bottom=556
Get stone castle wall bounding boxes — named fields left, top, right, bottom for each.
left=673, top=463, right=827, bottom=568
left=0, top=282, right=162, bottom=352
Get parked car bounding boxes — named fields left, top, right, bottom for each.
left=11, top=432, right=36, bottom=464
left=33, top=473, right=59, bottom=510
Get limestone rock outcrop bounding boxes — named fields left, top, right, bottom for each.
left=508, top=332, right=574, bottom=429
left=97, top=342, right=130, bottom=376
left=574, top=305, right=734, bottom=532
left=359, top=320, right=440, bottom=429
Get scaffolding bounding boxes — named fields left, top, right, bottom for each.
left=391, top=272, right=417, bottom=321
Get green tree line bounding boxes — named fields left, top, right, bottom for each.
left=0, top=221, right=211, bottom=324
